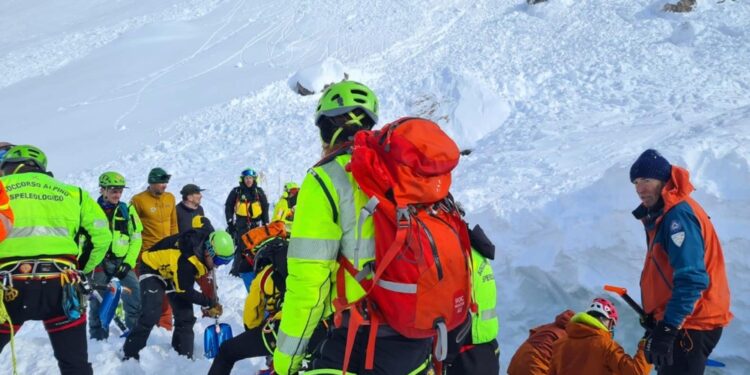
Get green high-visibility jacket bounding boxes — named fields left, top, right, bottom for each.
left=80, top=200, right=143, bottom=269
left=273, top=154, right=374, bottom=375
left=0, top=172, right=111, bottom=273
left=114, top=204, right=143, bottom=268
left=470, top=248, right=499, bottom=344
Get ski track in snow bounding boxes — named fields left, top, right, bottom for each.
left=2, top=0, right=750, bottom=374
left=0, top=0, right=226, bottom=90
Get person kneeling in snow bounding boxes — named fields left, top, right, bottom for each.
left=122, top=216, right=233, bottom=360
left=548, top=297, right=651, bottom=375
left=208, top=228, right=326, bottom=375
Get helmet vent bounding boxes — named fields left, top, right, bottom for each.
left=351, top=89, right=368, bottom=96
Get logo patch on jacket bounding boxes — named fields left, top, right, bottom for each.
left=669, top=220, right=685, bottom=247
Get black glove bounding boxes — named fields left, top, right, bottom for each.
left=114, top=263, right=132, bottom=280
left=645, top=321, right=678, bottom=367
left=640, top=313, right=656, bottom=334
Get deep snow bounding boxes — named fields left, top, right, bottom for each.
left=1, top=0, right=749, bottom=373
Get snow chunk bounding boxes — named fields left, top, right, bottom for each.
left=409, top=68, right=511, bottom=149
left=287, top=58, right=348, bottom=96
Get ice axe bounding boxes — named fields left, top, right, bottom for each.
left=604, top=284, right=726, bottom=368
left=603, top=285, right=647, bottom=319
left=203, top=269, right=233, bottom=358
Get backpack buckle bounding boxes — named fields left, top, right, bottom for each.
left=396, top=208, right=411, bottom=227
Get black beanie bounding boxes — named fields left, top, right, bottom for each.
left=630, top=149, right=671, bottom=183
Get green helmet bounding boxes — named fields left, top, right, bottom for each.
left=315, top=81, right=378, bottom=125
left=284, top=182, right=300, bottom=192
left=209, top=230, right=234, bottom=257
left=0, top=144, right=47, bottom=171
left=99, top=171, right=127, bottom=188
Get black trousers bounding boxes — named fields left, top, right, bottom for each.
left=208, top=320, right=327, bottom=375
left=312, top=326, right=433, bottom=375
left=230, top=218, right=261, bottom=275
left=0, top=278, right=92, bottom=375
left=444, top=339, right=500, bottom=375
left=657, top=327, right=722, bottom=375
left=122, top=276, right=197, bottom=359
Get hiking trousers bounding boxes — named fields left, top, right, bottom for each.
left=208, top=320, right=327, bottom=375
left=657, top=327, right=722, bottom=375
left=122, top=276, right=196, bottom=359
left=88, top=257, right=140, bottom=339
left=311, top=325, right=432, bottom=375
left=444, top=339, right=500, bottom=375
left=0, top=277, right=93, bottom=375
left=230, top=218, right=261, bottom=276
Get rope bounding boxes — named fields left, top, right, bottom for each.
left=0, top=288, right=18, bottom=375
left=261, top=317, right=279, bottom=354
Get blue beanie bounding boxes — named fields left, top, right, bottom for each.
left=630, top=149, right=671, bottom=183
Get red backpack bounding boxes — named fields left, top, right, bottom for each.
left=332, top=117, right=473, bottom=371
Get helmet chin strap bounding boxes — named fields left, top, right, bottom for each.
left=328, top=127, right=345, bottom=147
left=12, top=163, right=26, bottom=175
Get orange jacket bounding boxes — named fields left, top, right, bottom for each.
left=638, top=166, right=732, bottom=330
left=549, top=313, right=651, bottom=375
left=507, top=310, right=574, bottom=375
left=0, top=180, right=13, bottom=242
left=130, top=189, right=178, bottom=252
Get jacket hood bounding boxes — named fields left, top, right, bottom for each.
left=661, top=165, right=694, bottom=211
left=554, top=309, right=575, bottom=328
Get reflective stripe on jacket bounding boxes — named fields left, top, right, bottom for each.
left=0, top=172, right=110, bottom=272
left=637, top=166, right=732, bottom=330
left=273, top=153, right=374, bottom=375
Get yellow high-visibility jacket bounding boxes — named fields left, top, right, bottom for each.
left=273, top=154, right=374, bottom=374
left=0, top=172, right=110, bottom=272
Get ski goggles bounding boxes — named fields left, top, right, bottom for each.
left=241, top=169, right=257, bottom=178
left=213, top=255, right=233, bottom=267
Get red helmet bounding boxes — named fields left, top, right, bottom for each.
left=589, top=297, right=619, bottom=325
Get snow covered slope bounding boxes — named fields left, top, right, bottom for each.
left=1, top=0, right=749, bottom=373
